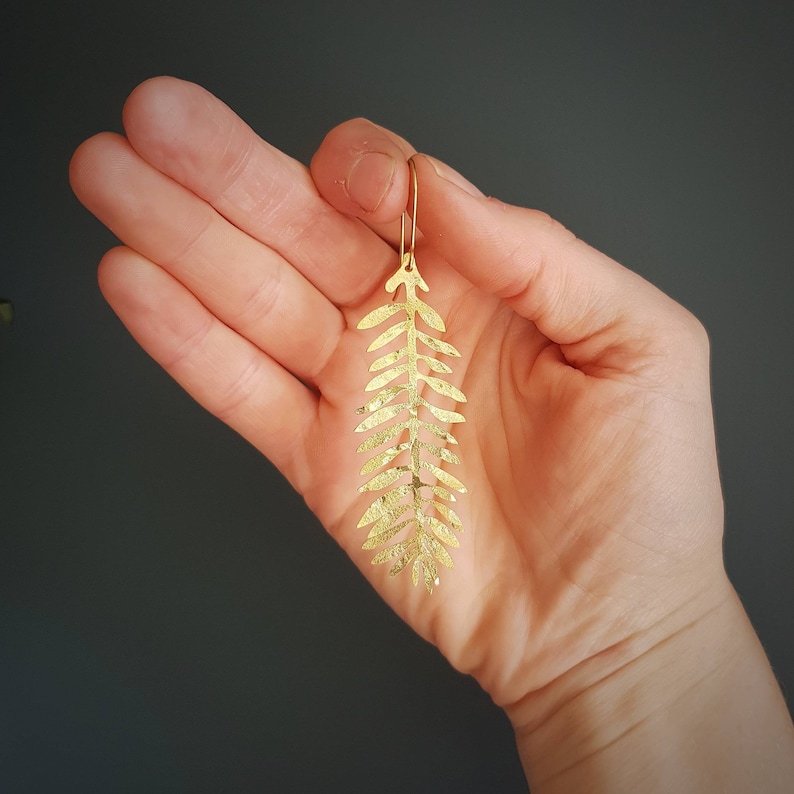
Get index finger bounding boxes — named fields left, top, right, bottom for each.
left=122, top=77, right=399, bottom=308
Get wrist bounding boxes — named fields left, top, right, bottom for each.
left=508, top=573, right=794, bottom=793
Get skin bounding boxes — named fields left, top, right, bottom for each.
left=70, top=77, right=794, bottom=792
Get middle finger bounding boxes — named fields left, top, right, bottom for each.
left=70, top=132, right=344, bottom=387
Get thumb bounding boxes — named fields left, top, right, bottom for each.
left=410, top=154, right=706, bottom=375
left=310, top=119, right=706, bottom=377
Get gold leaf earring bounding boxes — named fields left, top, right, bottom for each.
left=354, top=157, right=467, bottom=594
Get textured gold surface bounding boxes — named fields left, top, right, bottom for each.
left=355, top=161, right=467, bottom=593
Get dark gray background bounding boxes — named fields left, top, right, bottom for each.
left=2, top=1, right=792, bottom=791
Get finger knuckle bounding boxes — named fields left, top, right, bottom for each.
left=213, top=355, right=262, bottom=423
left=238, top=265, right=284, bottom=329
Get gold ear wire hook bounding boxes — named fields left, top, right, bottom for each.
left=404, top=157, right=419, bottom=271
left=394, top=157, right=420, bottom=299
left=399, top=204, right=405, bottom=263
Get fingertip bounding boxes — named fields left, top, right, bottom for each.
left=122, top=76, right=225, bottom=176
left=69, top=131, right=101, bottom=185
left=310, top=118, right=412, bottom=222
left=69, top=132, right=127, bottom=205
left=69, top=136, right=90, bottom=190
left=97, top=245, right=138, bottom=303
left=122, top=75, right=191, bottom=130
left=122, top=76, right=193, bottom=158
left=96, top=247, right=176, bottom=330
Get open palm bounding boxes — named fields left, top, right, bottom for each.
left=71, top=77, right=725, bottom=714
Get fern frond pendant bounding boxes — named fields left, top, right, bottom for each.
left=355, top=158, right=467, bottom=594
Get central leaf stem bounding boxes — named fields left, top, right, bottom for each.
left=404, top=282, right=425, bottom=544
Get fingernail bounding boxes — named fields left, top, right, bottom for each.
left=346, top=151, right=395, bottom=213
left=422, top=154, right=484, bottom=198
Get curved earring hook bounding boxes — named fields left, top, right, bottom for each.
left=400, top=157, right=419, bottom=271
left=408, top=156, right=418, bottom=256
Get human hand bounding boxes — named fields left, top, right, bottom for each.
left=70, top=77, right=792, bottom=791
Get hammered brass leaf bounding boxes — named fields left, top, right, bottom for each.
left=354, top=402, right=410, bottom=430
left=419, top=460, right=466, bottom=493
left=360, top=465, right=411, bottom=492
left=355, top=233, right=467, bottom=594
left=356, top=423, right=408, bottom=453
left=415, top=299, right=446, bottom=331
left=418, top=442, right=460, bottom=465
left=390, top=548, right=419, bottom=577
left=365, top=364, right=410, bottom=391
left=411, top=559, right=421, bottom=587
left=365, top=509, right=412, bottom=540
left=357, top=485, right=413, bottom=527
left=371, top=539, right=416, bottom=565
left=416, top=330, right=461, bottom=357
left=418, top=398, right=466, bottom=425
left=362, top=518, right=413, bottom=550
left=427, top=516, right=460, bottom=547
left=422, top=484, right=456, bottom=503
left=418, top=355, right=453, bottom=374
left=430, top=501, right=464, bottom=531
left=418, top=420, right=458, bottom=445
left=419, top=374, right=467, bottom=403
left=370, top=347, right=409, bottom=372
left=367, top=320, right=409, bottom=352
left=359, top=443, right=411, bottom=475
left=421, top=557, right=439, bottom=589
left=427, top=536, right=455, bottom=568
left=358, top=302, right=406, bottom=329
